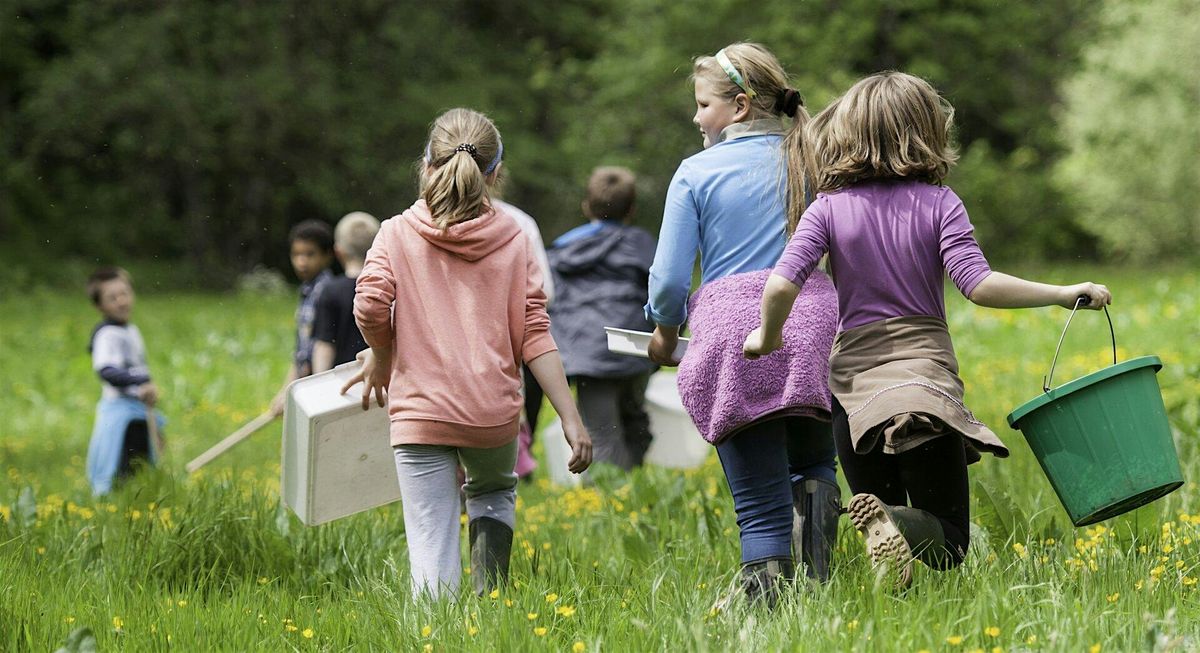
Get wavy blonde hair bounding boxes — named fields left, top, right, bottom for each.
left=694, top=43, right=811, bottom=232
left=793, top=72, right=957, bottom=231
left=420, top=108, right=503, bottom=229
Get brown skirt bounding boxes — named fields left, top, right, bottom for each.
left=828, top=315, right=1009, bottom=464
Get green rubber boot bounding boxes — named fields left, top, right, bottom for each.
left=469, top=516, right=513, bottom=596
left=792, top=478, right=842, bottom=583
left=847, top=494, right=945, bottom=589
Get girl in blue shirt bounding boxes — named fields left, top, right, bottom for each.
left=646, top=43, right=841, bottom=606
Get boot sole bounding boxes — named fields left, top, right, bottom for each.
left=847, top=494, right=913, bottom=589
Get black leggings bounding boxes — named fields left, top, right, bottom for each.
left=832, top=398, right=971, bottom=567
left=116, top=420, right=152, bottom=480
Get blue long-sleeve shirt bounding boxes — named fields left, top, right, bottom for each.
left=646, top=126, right=790, bottom=326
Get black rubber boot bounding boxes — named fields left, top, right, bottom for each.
left=792, top=478, right=842, bottom=583
left=468, top=516, right=513, bottom=596
left=741, top=557, right=795, bottom=608
left=847, top=494, right=946, bottom=589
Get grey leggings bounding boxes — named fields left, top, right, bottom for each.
left=573, top=373, right=653, bottom=470
left=394, top=439, right=518, bottom=598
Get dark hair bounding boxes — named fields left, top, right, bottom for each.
left=87, top=266, right=131, bottom=305
left=583, top=166, right=637, bottom=221
left=288, top=219, right=335, bottom=253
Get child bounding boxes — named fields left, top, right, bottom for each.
left=645, top=43, right=841, bottom=603
left=349, top=108, right=593, bottom=599
left=745, top=71, right=1112, bottom=588
left=493, top=197, right=554, bottom=479
left=85, top=267, right=166, bottom=495
left=311, top=212, right=380, bottom=373
left=549, top=166, right=658, bottom=470
left=269, top=220, right=335, bottom=416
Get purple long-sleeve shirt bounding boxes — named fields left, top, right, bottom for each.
left=773, top=181, right=992, bottom=332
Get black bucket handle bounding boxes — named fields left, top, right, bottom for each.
left=1043, top=296, right=1117, bottom=393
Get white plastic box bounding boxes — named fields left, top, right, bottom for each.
left=643, top=372, right=710, bottom=469
left=282, top=361, right=397, bottom=525
left=604, top=327, right=689, bottom=360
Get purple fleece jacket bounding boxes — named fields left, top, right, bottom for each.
left=676, top=268, right=838, bottom=444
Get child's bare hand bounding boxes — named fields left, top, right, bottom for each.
left=562, top=419, right=593, bottom=474
left=1060, top=283, right=1112, bottom=310
left=743, top=327, right=783, bottom=360
left=138, top=382, right=159, bottom=407
left=648, top=326, right=681, bottom=366
left=269, top=392, right=286, bottom=418
left=346, top=348, right=389, bottom=411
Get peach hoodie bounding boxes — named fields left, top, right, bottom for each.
left=354, top=200, right=557, bottom=448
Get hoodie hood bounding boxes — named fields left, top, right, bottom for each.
left=401, top=199, right=522, bottom=262
left=549, top=225, right=656, bottom=276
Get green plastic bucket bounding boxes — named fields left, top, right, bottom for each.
left=1007, top=300, right=1183, bottom=527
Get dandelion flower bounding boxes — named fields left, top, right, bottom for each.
left=573, top=642, right=586, bottom=653
left=423, top=645, right=432, bottom=653
left=1026, top=635, right=1038, bottom=645
left=534, top=627, right=548, bottom=636
left=946, top=635, right=963, bottom=645
left=527, top=612, right=538, bottom=621
left=556, top=605, right=576, bottom=618
left=468, top=626, right=479, bottom=636
left=302, top=628, right=314, bottom=639
left=1089, top=645, right=1101, bottom=653
left=286, top=624, right=298, bottom=632
left=1012, top=543, right=1027, bottom=558
left=421, top=624, right=432, bottom=637
left=112, top=616, right=124, bottom=631
left=1106, top=592, right=1119, bottom=603
left=489, top=589, right=499, bottom=600
left=545, top=593, right=558, bottom=603
left=985, top=626, right=1001, bottom=637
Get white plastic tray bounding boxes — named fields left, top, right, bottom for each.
left=604, top=327, right=689, bottom=360
left=282, top=361, right=397, bottom=526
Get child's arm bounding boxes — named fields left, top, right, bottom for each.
left=527, top=350, right=592, bottom=473
left=269, top=363, right=300, bottom=417
left=968, top=272, right=1112, bottom=310
left=744, top=273, right=802, bottom=359
left=311, top=341, right=336, bottom=374
left=646, top=168, right=701, bottom=364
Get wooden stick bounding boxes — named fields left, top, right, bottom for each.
left=185, top=411, right=277, bottom=474
left=145, top=406, right=165, bottom=459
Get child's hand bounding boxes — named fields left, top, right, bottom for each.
left=743, top=327, right=783, bottom=360
left=562, top=419, right=593, bottom=474
left=1060, top=283, right=1112, bottom=310
left=345, top=348, right=389, bottom=411
left=269, top=391, right=286, bottom=418
left=138, top=382, right=159, bottom=408
left=648, top=326, right=681, bottom=366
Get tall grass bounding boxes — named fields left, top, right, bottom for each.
left=2, top=267, right=1198, bottom=651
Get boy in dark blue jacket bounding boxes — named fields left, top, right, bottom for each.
left=549, top=167, right=658, bottom=470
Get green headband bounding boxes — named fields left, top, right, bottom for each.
left=715, top=49, right=756, bottom=99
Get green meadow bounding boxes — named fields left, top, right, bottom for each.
left=2, top=266, right=1199, bottom=651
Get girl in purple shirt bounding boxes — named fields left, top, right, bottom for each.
left=745, top=72, right=1112, bottom=588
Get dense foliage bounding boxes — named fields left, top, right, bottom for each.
left=5, top=0, right=1184, bottom=287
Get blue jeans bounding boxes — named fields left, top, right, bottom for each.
left=716, top=416, right=837, bottom=564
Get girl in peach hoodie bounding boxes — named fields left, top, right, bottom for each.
left=348, top=108, right=592, bottom=599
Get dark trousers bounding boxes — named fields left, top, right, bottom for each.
left=572, top=374, right=653, bottom=471
left=832, top=398, right=970, bottom=566
left=716, top=416, right=837, bottom=563
left=116, top=420, right=152, bottom=480
left=523, top=365, right=544, bottom=435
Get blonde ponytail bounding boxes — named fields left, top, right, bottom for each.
left=420, top=108, right=503, bottom=230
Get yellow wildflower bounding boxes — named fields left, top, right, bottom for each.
left=573, top=642, right=586, bottom=653
left=1090, top=645, right=1101, bottom=653
left=545, top=592, right=558, bottom=603
left=421, top=624, right=432, bottom=637
left=489, top=589, right=499, bottom=600
left=302, top=628, right=314, bottom=639
left=985, top=626, right=1001, bottom=637
left=423, top=645, right=432, bottom=653
left=112, top=616, right=124, bottom=631
left=947, top=636, right=964, bottom=645
left=556, top=605, right=576, bottom=618
left=534, top=627, right=548, bottom=636
left=1012, top=543, right=1027, bottom=558
left=468, top=626, right=478, bottom=636
left=286, top=624, right=298, bottom=632
left=1106, top=592, right=1119, bottom=603
left=527, top=612, right=538, bottom=621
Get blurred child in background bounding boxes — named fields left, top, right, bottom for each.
left=270, top=220, right=335, bottom=416
left=312, top=212, right=380, bottom=373
left=85, top=266, right=166, bottom=495
left=549, top=166, right=658, bottom=470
